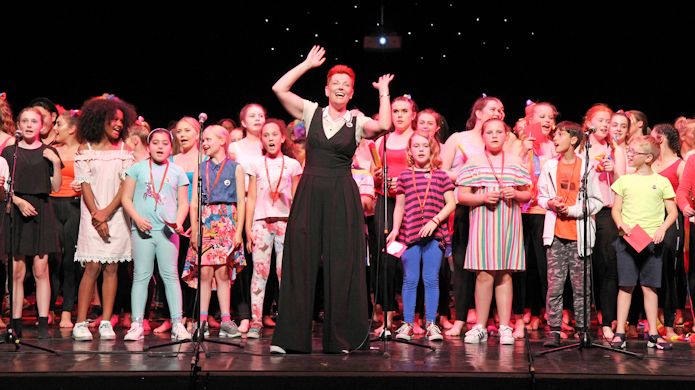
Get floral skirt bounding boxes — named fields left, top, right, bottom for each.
left=181, top=204, right=246, bottom=289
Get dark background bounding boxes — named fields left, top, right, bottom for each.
left=3, top=1, right=694, bottom=133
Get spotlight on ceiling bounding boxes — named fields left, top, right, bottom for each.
left=364, top=33, right=402, bottom=51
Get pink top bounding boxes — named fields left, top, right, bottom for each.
left=375, top=144, right=408, bottom=197
left=246, top=155, right=303, bottom=220
left=658, top=159, right=681, bottom=193
left=676, top=156, right=695, bottom=212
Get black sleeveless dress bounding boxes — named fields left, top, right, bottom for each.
left=271, top=108, right=369, bottom=353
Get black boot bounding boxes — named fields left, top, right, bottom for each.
left=38, top=316, right=49, bottom=339
left=11, top=318, right=23, bottom=338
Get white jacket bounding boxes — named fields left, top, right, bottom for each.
left=536, top=154, right=604, bottom=257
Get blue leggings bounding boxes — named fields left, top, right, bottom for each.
left=401, top=239, right=442, bottom=324
left=131, top=229, right=182, bottom=322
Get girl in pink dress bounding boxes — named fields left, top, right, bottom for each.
left=71, top=96, right=136, bottom=341
left=457, top=118, right=531, bottom=345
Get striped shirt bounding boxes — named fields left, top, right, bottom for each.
left=396, top=168, right=454, bottom=247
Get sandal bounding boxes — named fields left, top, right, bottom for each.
left=610, top=333, right=626, bottom=349
left=647, top=334, right=673, bottom=350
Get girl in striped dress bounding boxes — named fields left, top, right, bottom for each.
left=457, top=118, right=531, bottom=345
left=387, top=133, right=456, bottom=341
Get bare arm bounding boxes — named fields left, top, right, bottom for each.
left=272, top=45, right=326, bottom=119
left=386, top=193, right=406, bottom=244
left=362, top=74, right=395, bottom=138
left=441, top=133, right=460, bottom=171
left=458, top=186, right=501, bottom=207
left=654, top=199, right=678, bottom=244
left=189, top=168, right=200, bottom=250
left=245, top=174, right=257, bottom=241
left=176, top=184, right=189, bottom=232
left=291, top=174, right=300, bottom=198
left=233, top=165, right=246, bottom=250
left=611, top=194, right=630, bottom=235
left=121, top=176, right=151, bottom=232
left=43, top=148, right=63, bottom=193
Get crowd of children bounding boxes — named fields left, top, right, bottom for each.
left=2, top=51, right=695, bottom=355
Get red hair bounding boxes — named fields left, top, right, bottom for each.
left=326, top=65, right=355, bottom=85
left=583, top=103, right=613, bottom=133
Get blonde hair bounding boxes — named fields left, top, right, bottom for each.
left=203, top=125, right=230, bottom=151
left=629, top=135, right=660, bottom=163
left=406, top=133, right=442, bottom=169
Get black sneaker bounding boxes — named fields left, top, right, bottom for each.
left=543, top=331, right=561, bottom=348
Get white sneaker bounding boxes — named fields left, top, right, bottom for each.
left=124, top=322, right=144, bottom=341
left=98, top=320, right=116, bottom=340
left=395, top=323, right=414, bottom=341
left=171, top=322, right=192, bottom=341
left=270, top=345, right=286, bottom=354
left=72, top=321, right=93, bottom=341
left=464, top=324, right=488, bottom=344
left=499, top=325, right=514, bottom=345
left=246, top=327, right=262, bottom=339
left=426, top=322, right=443, bottom=341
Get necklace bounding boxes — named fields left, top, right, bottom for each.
left=149, top=159, right=170, bottom=210
left=205, top=158, right=228, bottom=201
left=265, top=154, right=285, bottom=203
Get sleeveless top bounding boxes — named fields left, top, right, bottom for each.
left=658, top=159, right=681, bottom=192
left=304, top=108, right=357, bottom=177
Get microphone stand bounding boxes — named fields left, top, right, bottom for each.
left=1, top=141, right=57, bottom=353
left=369, top=132, right=434, bottom=355
left=146, top=116, right=242, bottom=375
left=539, top=130, right=638, bottom=358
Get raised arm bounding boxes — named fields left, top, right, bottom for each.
left=362, top=74, right=395, bottom=138
left=272, top=45, right=326, bottom=119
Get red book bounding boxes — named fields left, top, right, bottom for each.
left=623, top=224, right=652, bottom=253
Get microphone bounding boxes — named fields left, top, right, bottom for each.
left=586, top=127, right=597, bottom=134
left=198, top=113, right=208, bottom=124
left=14, top=130, right=22, bottom=139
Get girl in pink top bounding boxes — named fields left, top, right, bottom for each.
left=244, top=119, right=302, bottom=338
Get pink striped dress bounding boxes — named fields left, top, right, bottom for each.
left=456, top=154, right=531, bottom=271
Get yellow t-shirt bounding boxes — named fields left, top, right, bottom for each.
left=611, top=173, right=676, bottom=237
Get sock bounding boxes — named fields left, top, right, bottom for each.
left=38, top=316, right=49, bottom=339
left=221, top=313, right=231, bottom=323
left=200, top=311, right=208, bottom=323
left=11, top=318, right=23, bottom=337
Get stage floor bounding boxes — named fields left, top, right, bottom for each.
left=2, top=324, right=695, bottom=390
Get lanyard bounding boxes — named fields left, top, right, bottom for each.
left=265, top=155, right=285, bottom=203
left=149, top=159, right=169, bottom=210
left=485, top=150, right=505, bottom=187
left=205, top=158, right=228, bottom=201
left=411, top=168, right=433, bottom=218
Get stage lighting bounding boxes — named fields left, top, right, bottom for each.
left=364, top=33, right=402, bottom=51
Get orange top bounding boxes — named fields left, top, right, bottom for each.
left=51, top=160, right=81, bottom=197
left=554, top=158, right=580, bottom=241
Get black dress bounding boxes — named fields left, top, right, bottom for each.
left=272, top=108, right=369, bottom=353
left=2, top=144, right=61, bottom=257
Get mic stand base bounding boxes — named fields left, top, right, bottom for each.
left=1, top=328, right=58, bottom=354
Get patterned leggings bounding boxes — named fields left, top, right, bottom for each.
left=250, top=219, right=286, bottom=328
left=546, top=237, right=590, bottom=330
